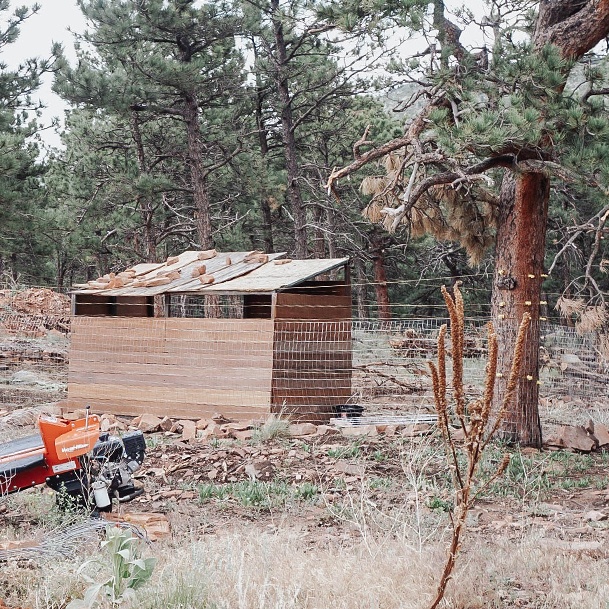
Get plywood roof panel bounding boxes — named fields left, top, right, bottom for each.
left=200, top=258, right=350, bottom=294
left=71, top=251, right=348, bottom=296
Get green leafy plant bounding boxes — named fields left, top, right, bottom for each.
left=294, top=482, right=319, bottom=500
left=67, top=526, right=156, bottom=608
left=426, top=496, right=452, bottom=513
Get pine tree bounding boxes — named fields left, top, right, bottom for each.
left=326, top=0, right=609, bottom=446
left=0, top=1, right=58, bottom=282
left=240, top=0, right=387, bottom=259
left=54, top=0, right=246, bottom=251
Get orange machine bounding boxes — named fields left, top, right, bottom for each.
left=0, top=412, right=145, bottom=510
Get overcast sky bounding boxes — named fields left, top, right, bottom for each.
left=8, top=0, right=86, bottom=149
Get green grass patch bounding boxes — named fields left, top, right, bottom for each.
left=197, top=480, right=318, bottom=508
left=328, top=441, right=362, bottom=459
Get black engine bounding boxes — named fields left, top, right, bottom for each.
left=46, top=430, right=146, bottom=511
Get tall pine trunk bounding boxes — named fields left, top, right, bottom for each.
left=183, top=90, right=220, bottom=318
left=370, top=232, right=391, bottom=323
left=271, top=0, right=308, bottom=258
left=491, top=172, right=548, bottom=447
left=252, top=40, right=274, bottom=254
left=131, top=111, right=157, bottom=262
left=183, top=91, right=213, bottom=250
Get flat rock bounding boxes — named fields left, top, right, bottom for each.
left=314, top=425, right=342, bottom=438
left=178, top=419, right=196, bottom=441
left=196, top=418, right=210, bottom=430
left=159, top=416, right=174, bottom=432
left=334, top=460, right=365, bottom=478
left=231, top=429, right=254, bottom=441
left=137, top=414, right=162, bottom=433
left=199, top=422, right=229, bottom=439
left=224, top=422, right=254, bottom=431
left=103, top=511, right=170, bottom=541
left=592, top=422, right=609, bottom=448
left=212, top=413, right=234, bottom=424
left=340, top=425, right=377, bottom=437
left=399, top=423, right=432, bottom=437
left=584, top=510, right=607, bottom=522
left=544, top=425, right=596, bottom=452
left=289, top=423, right=317, bottom=437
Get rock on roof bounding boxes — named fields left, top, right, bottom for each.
left=72, top=250, right=349, bottom=296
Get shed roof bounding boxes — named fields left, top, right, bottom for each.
left=72, top=251, right=349, bottom=297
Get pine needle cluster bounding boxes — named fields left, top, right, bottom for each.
left=555, top=297, right=609, bottom=360
left=361, top=158, right=497, bottom=266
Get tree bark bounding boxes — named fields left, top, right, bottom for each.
left=370, top=232, right=391, bottom=323
left=534, top=0, right=609, bottom=59
left=253, top=38, right=275, bottom=254
left=312, top=204, right=326, bottom=258
left=491, top=172, right=548, bottom=447
left=183, top=90, right=213, bottom=250
left=354, top=255, right=370, bottom=320
left=131, top=111, right=157, bottom=262
left=490, top=0, right=609, bottom=446
left=271, top=0, right=308, bottom=258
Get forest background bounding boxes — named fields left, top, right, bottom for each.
left=1, top=1, right=609, bottom=446
left=1, top=0, right=607, bottom=313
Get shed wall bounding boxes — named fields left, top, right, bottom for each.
left=271, top=290, right=352, bottom=422
left=68, top=317, right=275, bottom=419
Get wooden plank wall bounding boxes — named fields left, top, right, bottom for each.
left=271, top=289, right=353, bottom=422
left=68, top=317, right=275, bottom=420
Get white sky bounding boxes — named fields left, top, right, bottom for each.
left=6, top=0, right=86, bottom=149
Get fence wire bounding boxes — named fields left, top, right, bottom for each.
left=0, top=289, right=607, bottom=426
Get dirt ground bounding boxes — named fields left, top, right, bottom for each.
left=1, top=411, right=609, bottom=608
left=0, top=289, right=608, bottom=607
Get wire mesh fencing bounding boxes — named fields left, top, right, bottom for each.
left=0, top=287, right=607, bottom=425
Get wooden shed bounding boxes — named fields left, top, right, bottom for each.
left=68, top=251, right=352, bottom=422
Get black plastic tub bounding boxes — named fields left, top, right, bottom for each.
left=334, top=404, right=364, bottom=418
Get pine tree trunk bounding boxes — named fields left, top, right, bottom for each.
left=253, top=45, right=274, bottom=254
left=131, top=111, right=157, bottom=262
left=354, top=256, right=370, bottom=320
left=271, top=0, right=308, bottom=258
left=183, top=91, right=213, bottom=250
left=183, top=90, right=221, bottom=318
left=491, top=172, right=548, bottom=447
left=370, top=233, right=391, bottom=323
left=312, top=204, right=325, bottom=258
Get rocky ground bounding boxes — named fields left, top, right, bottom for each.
left=1, top=405, right=609, bottom=608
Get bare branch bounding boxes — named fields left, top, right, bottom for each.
left=326, top=89, right=445, bottom=194
left=353, top=125, right=373, bottom=159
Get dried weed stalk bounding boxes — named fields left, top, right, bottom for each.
left=427, top=283, right=531, bottom=609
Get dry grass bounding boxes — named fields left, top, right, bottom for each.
left=252, top=413, right=291, bottom=442
left=2, top=439, right=609, bottom=609
left=6, top=525, right=608, bottom=609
